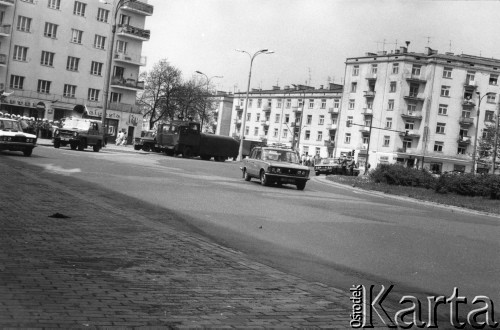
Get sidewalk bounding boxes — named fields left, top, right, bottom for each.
left=0, top=157, right=362, bottom=328
left=37, top=138, right=146, bottom=154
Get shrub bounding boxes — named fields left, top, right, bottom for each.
left=435, top=173, right=500, bottom=199
left=369, top=164, right=437, bottom=189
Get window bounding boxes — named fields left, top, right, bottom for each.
left=245, top=126, right=249, bottom=135
left=440, top=86, right=450, bottom=97
left=277, top=99, right=282, bottom=108
left=321, top=99, right=326, bottom=109
left=253, top=127, right=258, bottom=136
left=347, top=116, right=353, bottom=126
left=334, top=99, right=340, bottom=109
left=392, top=63, right=399, bottom=74
left=13, top=45, right=27, bottom=61
left=286, top=99, right=291, bottom=108
left=466, top=71, right=475, bottom=84
left=405, top=120, right=415, bottom=130
left=48, top=0, right=60, bottom=9
left=352, top=65, right=359, bottom=76
left=97, top=8, right=109, bottom=22
left=317, top=131, right=323, bottom=141
left=63, top=84, right=76, bottom=98
left=94, top=35, right=106, bottom=50
left=110, top=92, right=122, bottom=103
left=88, top=88, right=100, bottom=101
left=403, top=139, right=412, bottom=149
left=319, top=115, right=324, bottom=125
left=411, top=65, right=421, bottom=76
left=459, top=128, right=469, bottom=138
left=256, top=113, right=260, bottom=122
left=257, top=99, right=262, bottom=108
left=71, top=29, right=83, bottom=44
left=266, top=99, right=272, bottom=107
left=487, top=93, right=496, bottom=103
left=248, top=99, right=253, bottom=107
left=119, top=14, right=131, bottom=25
left=366, top=101, right=373, bottom=109
left=390, top=82, right=396, bottom=93
left=273, top=128, right=278, bottom=138
left=362, top=136, right=369, bottom=144
left=74, top=1, right=86, bottom=16
left=434, top=142, right=443, bottom=152
left=285, top=114, right=289, bottom=123
left=40, top=51, right=54, bottom=66
left=66, top=56, right=80, bottom=71
left=44, top=22, right=58, bottom=38
left=443, top=67, right=452, bottom=78
left=90, top=61, right=103, bottom=76
left=388, top=100, right=394, bottom=111
left=282, top=129, right=288, bottom=139
left=298, top=99, right=303, bottom=107
left=490, top=74, right=498, bottom=86
left=371, top=64, right=378, bottom=74
left=436, top=123, right=445, bottom=134
left=457, top=147, right=466, bottom=155
left=309, top=99, right=314, bottom=108
left=409, top=84, right=419, bottom=97
left=385, top=118, right=392, bottom=129
left=351, top=82, right=357, bottom=93
left=345, top=133, right=351, bottom=144
left=10, top=75, right=24, bottom=89
left=17, top=16, right=31, bottom=32
left=453, top=165, right=466, bottom=173
left=295, top=114, right=301, bottom=124
left=462, top=109, right=471, bottom=118
left=383, top=136, right=390, bottom=147
left=485, top=111, right=494, bottom=122
left=274, top=114, right=280, bottom=123
left=438, top=104, right=448, bottom=115
left=306, top=115, right=312, bottom=125
left=37, top=80, right=51, bottom=94
left=246, top=113, right=250, bottom=121
left=348, top=99, right=355, bottom=110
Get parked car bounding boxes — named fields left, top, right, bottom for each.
left=134, top=130, right=156, bottom=152
left=314, top=157, right=360, bottom=176
left=241, top=146, right=310, bottom=190
left=0, top=118, right=37, bottom=156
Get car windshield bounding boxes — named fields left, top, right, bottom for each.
left=262, top=149, right=299, bottom=163
left=62, top=118, right=91, bottom=130
left=320, top=158, right=337, bottom=165
left=144, top=131, right=155, bottom=138
left=0, top=120, right=22, bottom=132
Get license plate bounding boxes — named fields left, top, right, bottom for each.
left=281, top=178, right=295, bottom=183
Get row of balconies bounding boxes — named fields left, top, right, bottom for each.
left=110, top=76, right=144, bottom=90
left=235, top=105, right=341, bottom=115
left=116, top=24, right=151, bottom=41
left=114, top=53, right=147, bottom=66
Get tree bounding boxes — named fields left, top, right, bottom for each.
left=477, top=123, right=500, bottom=166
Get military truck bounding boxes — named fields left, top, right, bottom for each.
left=53, top=117, right=104, bottom=152
left=134, top=129, right=156, bottom=152
left=156, top=120, right=238, bottom=161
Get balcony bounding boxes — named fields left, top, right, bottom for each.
left=0, top=0, right=14, bottom=6
left=459, top=117, right=474, bottom=126
left=121, top=1, right=154, bottom=16
left=363, top=108, right=373, bottom=116
left=116, top=24, right=150, bottom=41
left=397, top=147, right=417, bottom=154
left=326, top=123, right=338, bottom=132
left=113, top=53, right=147, bottom=66
left=359, top=126, right=370, bottom=134
left=324, top=140, right=334, bottom=147
left=458, top=136, right=472, bottom=145
left=404, top=93, right=425, bottom=102
left=462, top=100, right=476, bottom=108
left=399, top=130, right=420, bottom=138
left=404, top=73, right=427, bottom=84
left=108, top=102, right=140, bottom=114
left=292, top=106, right=302, bottom=113
left=0, top=54, right=6, bottom=67
left=328, top=107, right=339, bottom=114
left=400, top=111, right=423, bottom=120
left=260, top=120, right=270, bottom=127
left=0, top=25, right=11, bottom=37
left=233, top=118, right=242, bottom=126
left=235, top=106, right=243, bottom=112
left=262, top=105, right=271, bottom=112
left=365, top=73, right=377, bottom=81
left=363, top=90, right=376, bottom=98
left=464, top=80, right=477, bottom=90
left=110, top=76, right=145, bottom=91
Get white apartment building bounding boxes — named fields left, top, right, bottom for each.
left=0, top=0, right=153, bottom=143
left=336, top=46, right=500, bottom=174
left=230, top=84, right=343, bottom=158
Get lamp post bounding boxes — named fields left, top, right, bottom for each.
left=101, top=0, right=136, bottom=138
left=471, top=91, right=494, bottom=173
left=235, top=49, right=274, bottom=161
left=195, top=71, right=223, bottom=131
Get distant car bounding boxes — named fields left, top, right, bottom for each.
left=314, top=157, right=360, bottom=176
left=53, top=117, right=104, bottom=152
left=241, top=146, right=310, bottom=190
left=0, top=118, right=37, bottom=156
left=134, top=130, right=156, bottom=152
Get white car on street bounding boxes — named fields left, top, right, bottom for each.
left=0, top=118, right=37, bottom=156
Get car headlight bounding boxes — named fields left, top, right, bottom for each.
left=73, top=132, right=78, bottom=137
left=54, top=129, right=59, bottom=137
left=269, top=167, right=275, bottom=173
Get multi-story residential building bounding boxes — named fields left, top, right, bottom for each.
left=336, top=46, right=500, bottom=173
left=0, top=0, right=153, bottom=143
left=230, top=83, right=343, bottom=157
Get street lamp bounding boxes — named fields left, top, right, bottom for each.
left=101, top=0, right=136, bottom=140
left=471, top=91, right=494, bottom=173
left=235, top=49, right=274, bottom=161
left=195, top=71, right=223, bottom=131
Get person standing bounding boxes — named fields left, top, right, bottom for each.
left=116, top=130, right=124, bottom=146
left=348, top=158, right=357, bottom=176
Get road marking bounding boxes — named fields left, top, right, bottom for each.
left=38, top=163, right=82, bottom=176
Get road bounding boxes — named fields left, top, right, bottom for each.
left=6, top=145, right=500, bottom=304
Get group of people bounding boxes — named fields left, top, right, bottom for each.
left=0, top=112, right=60, bottom=138
left=300, top=153, right=321, bottom=167
left=340, top=157, right=359, bottom=176
left=115, top=129, right=128, bottom=146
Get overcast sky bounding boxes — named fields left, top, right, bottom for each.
left=142, top=0, right=500, bottom=93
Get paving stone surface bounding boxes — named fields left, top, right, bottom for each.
left=0, top=155, right=388, bottom=329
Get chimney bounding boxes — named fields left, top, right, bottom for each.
left=426, top=47, right=438, bottom=56
left=400, top=46, right=407, bottom=54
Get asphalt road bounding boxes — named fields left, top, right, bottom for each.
left=7, top=145, right=500, bottom=304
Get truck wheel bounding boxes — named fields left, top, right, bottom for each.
left=70, top=142, right=77, bottom=150
left=134, top=145, right=141, bottom=151
left=243, top=169, right=251, bottom=181
left=77, top=139, right=86, bottom=151
left=215, top=156, right=226, bottom=162
left=54, top=140, right=60, bottom=148
left=182, top=147, right=192, bottom=158
left=23, top=148, right=33, bottom=157
left=296, top=181, right=306, bottom=190
left=315, top=171, right=320, bottom=176
left=142, top=144, right=151, bottom=152
left=260, top=170, right=269, bottom=186
left=93, top=142, right=101, bottom=152
left=200, top=155, right=211, bottom=161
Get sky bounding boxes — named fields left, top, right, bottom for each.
left=142, top=0, right=500, bottom=93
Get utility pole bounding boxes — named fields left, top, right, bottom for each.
left=492, top=101, right=500, bottom=174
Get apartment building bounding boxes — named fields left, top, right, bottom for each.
left=0, top=0, right=153, bottom=142
left=230, top=83, right=343, bottom=157
left=336, top=46, right=500, bottom=173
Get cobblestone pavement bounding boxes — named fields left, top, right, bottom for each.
left=0, top=155, right=376, bottom=329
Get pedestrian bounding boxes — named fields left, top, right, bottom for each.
left=116, top=130, right=124, bottom=145
left=341, top=157, right=348, bottom=175
left=306, top=153, right=311, bottom=166
left=348, top=158, right=357, bottom=176
left=120, top=131, right=127, bottom=146
left=301, top=153, right=306, bottom=165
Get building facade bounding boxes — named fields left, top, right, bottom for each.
left=336, top=46, right=500, bottom=173
left=230, top=84, right=343, bottom=158
left=0, top=0, right=153, bottom=143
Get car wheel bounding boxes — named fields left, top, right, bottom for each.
left=296, top=181, right=306, bottom=190
left=23, top=148, right=33, bottom=157
left=54, top=140, right=60, bottom=148
left=243, top=168, right=251, bottom=181
left=315, top=171, right=320, bottom=176
left=260, top=170, right=269, bottom=186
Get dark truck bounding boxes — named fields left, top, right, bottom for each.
left=53, top=117, right=104, bottom=152
left=156, top=121, right=238, bottom=161
left=134, top=129, right=156, bottom=152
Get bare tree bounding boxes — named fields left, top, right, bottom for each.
left=478, top=123, right=500, bottom=165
